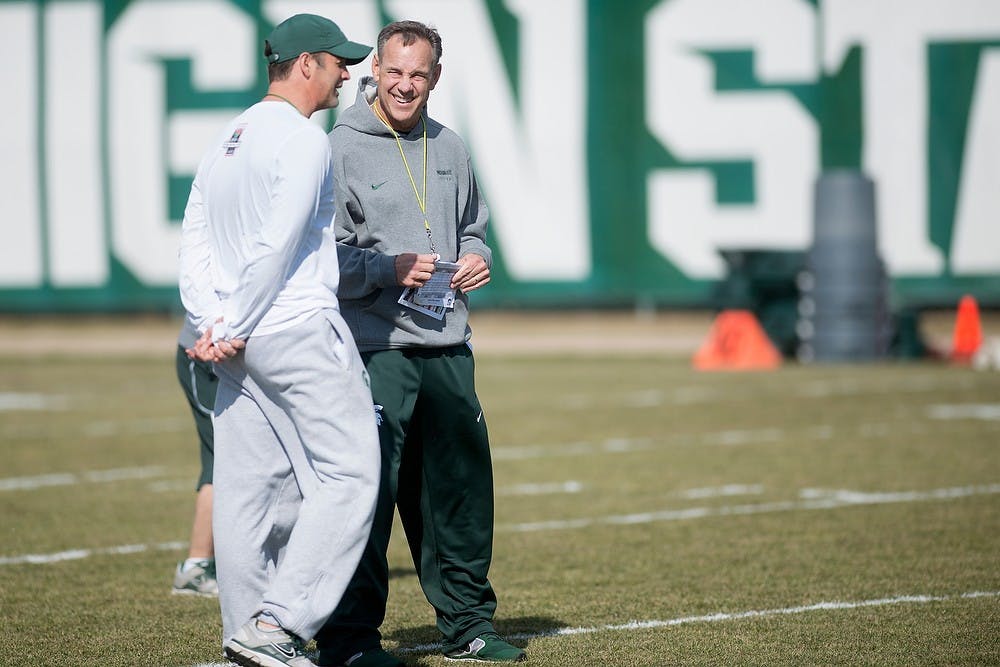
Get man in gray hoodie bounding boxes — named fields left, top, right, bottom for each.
left=317, top=20, right=526, bottom=667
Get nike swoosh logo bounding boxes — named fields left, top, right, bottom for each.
left=270, top=643, right=297, bottom=659
left=371, top=181, right=388, bottom=190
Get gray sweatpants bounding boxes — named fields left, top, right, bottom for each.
left=211, top=308, right=379, bottom=644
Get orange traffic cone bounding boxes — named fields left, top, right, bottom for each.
left=692, top=310, right=782, bottom=371
left=951, top=295, right=983, bottom=363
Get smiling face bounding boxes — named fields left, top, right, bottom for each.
left=372, top=33, right=441, bottom=132
left=312, top=52, right=350, bottom=112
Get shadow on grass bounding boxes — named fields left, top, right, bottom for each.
left=384, top=614, right=565, bottom=665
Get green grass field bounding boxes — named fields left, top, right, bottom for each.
left=1, top=338, right=998, bottom=666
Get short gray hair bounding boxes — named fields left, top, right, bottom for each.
left=377, top=20, right=442, bottom=66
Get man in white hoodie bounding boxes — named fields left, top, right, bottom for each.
left=178, top=14, right=380, bottom=667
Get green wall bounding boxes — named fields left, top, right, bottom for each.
left=2, top=0, right=998, bottom=312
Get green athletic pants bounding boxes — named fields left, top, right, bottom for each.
left=317, top=344, right=498, bottom=662
left=174, top=345, right=217, bottom=489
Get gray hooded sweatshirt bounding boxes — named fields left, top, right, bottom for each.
left=329, top=76, right=491, bottom=352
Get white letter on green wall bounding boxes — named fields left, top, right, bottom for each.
left=0, top=2, right=42, bottom=286
left=823, top=0, right=1000, bottom=276
left=107, top=0, right=254, bottom=285
left=645, top=0, right=819, bottom=278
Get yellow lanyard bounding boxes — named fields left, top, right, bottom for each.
left=372, top=102, right=434, bottom=253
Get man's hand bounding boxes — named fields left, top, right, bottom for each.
left=395, top=253, right=438, bottom=287
left=451, top=253, right=490, bottom=293
left=186, top=327, right=246, bottom=363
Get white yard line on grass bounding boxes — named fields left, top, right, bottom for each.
left=927, top=403, right=1000, bottom=421
left=2, top=416, right=191, bottom=441
left=492, top=437, right=655, bottom=460
left=403, top=590, right=1000, bottom=654
left=502, top=483, right=1000, bottom=532
left=679, top=484, right=764, bottom=499
left=498, top=481, right=584, bottom=496
left=488, top=430, right=750, bottom=460
left=0, top=392, right=67, bottom=411
left=185, top=590, right=999, bottom=666
left=552, top=375, right=973, bottom=411
left=490, top=429, right=791, bottom=460
left=0, top=466, right=166, bottom=491
left=5, top=483, right=998, bottom=567
left=0, top=541, right=186, bottom=565
left=0, top=467, right=578, bottom=497
left=490, top=420, right=941, bottom=460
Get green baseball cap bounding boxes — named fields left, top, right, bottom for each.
left=264, top=14, right=372, bottom=65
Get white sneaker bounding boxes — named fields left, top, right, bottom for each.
left=171, top=559, right=219, bottom=597
left=224, top=617, right=316, bottom=667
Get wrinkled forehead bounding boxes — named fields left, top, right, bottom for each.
left=377, top=36, right=438, bottom=72
left=378, top=32, right=439, bottom=67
